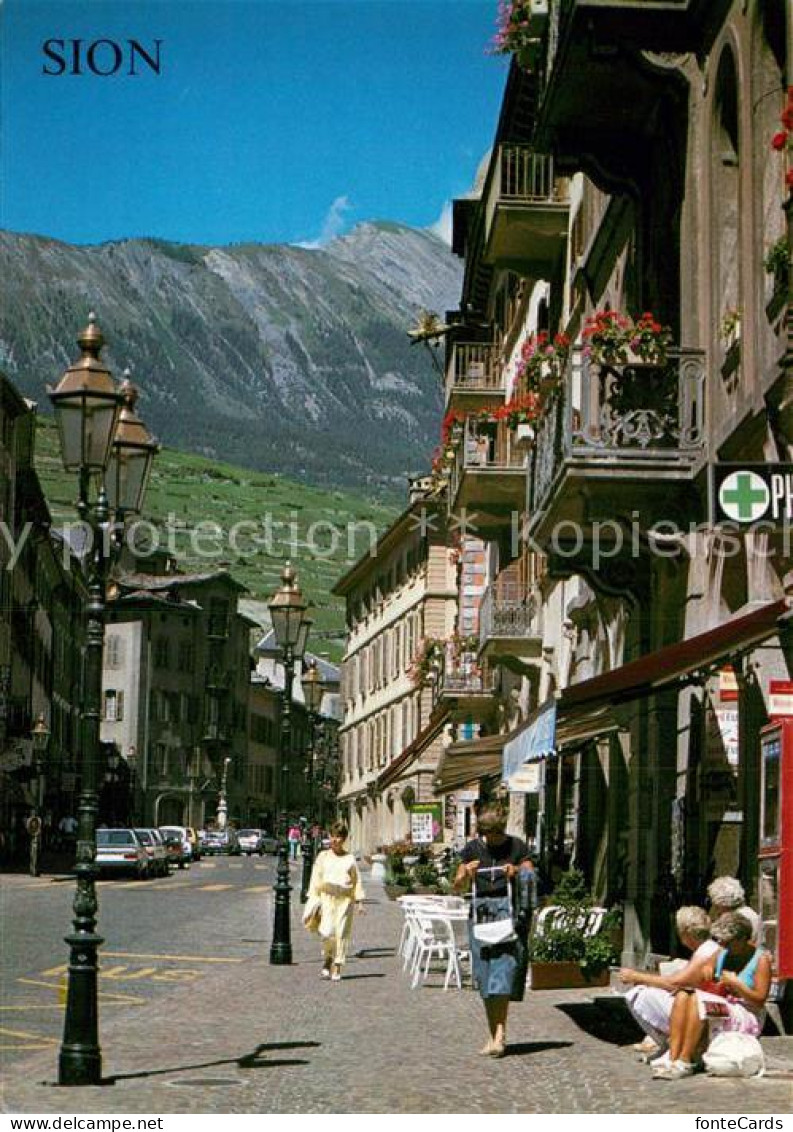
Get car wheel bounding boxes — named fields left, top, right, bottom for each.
left=178, top=860, right=186, bottom=869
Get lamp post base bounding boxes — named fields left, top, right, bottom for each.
left=269, top=840, right=293, bottom=965
left=58, top=927, right=104, bottom=1086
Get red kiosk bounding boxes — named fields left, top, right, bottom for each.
left=758, top=719, right=793, bottom=978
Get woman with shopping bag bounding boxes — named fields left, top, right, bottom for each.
left=453, top=803, right=536, bottom=1057
left=303, top=821, right=365, bottom=981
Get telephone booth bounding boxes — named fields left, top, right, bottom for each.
left=758, top=720, right=793, bottom=977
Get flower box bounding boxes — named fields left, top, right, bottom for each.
left=529, top=961, right=610, bottom=990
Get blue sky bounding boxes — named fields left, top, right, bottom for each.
left=1, top=0, right=507, bottom=247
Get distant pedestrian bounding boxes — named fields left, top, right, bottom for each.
left=288, top=823, right=301, bottom=859
left=304, top=821, right=365, bottom=981
left=454, top=803, right=535, bottom=1057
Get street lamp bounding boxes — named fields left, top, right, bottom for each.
left=217, top=756, right=232, bottom=830
left=29, top=714, right=51, bottom=877
left=47, top=314, right=156, bottom=1087
left=300, top=658, right=325, bottom=903
left=268, top=562, right=309, bottom=965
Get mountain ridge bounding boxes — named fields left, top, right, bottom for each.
left=0, top=221, right=460, bottom=496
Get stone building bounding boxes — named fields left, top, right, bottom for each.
left=437, top=0, right=791, bottom=962
left=333, top=487, right=458, bottom=855
left=100, top=569, right=253, bottom=828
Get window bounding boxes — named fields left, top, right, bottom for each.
left=154, top=637, right=170, bottom=669
left=103, top=689, right=124, bottom=722
left=177, top=641, right=194, bottom=672
left=105, top=635, right=124, bottom=669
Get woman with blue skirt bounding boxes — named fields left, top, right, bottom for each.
left=454, top=803, right=536, bottom=1057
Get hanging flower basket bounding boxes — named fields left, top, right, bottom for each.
left=582, top=310, right=672, bottom=368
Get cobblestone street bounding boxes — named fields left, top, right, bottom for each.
left=2, top=875, right=792, bottom=1115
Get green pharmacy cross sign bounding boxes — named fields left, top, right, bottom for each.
left=711, top=464, right=793, bottom=528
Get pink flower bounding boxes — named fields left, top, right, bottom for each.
left=772, top=131, right=788, bottom=151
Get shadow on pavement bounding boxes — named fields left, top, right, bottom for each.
left=505, top=1041, right=574, bottom=1058
left=555, top=1001, right=643, bottom=1046
left=355, top=947, right=396, bottom=959
left=338, top=972, right=386, bottom=980
left=101, top=1042, right=320, bottom=1085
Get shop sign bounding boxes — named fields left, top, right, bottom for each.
left=410, top=803, right=442, bottom=844
left=706, top=705, right=739, bottom=768
left=769, top=680, right=793, bottom=718
left=719, top=666, right=738, bottom=702
left=711, top=463, right=793, bottom=528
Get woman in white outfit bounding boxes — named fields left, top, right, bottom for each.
left=306, top=822, right=365, bottom=981
left=619, top=906, right=719, bottom=1058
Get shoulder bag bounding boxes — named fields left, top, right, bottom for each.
left=472, top=867, right=517, bottom=946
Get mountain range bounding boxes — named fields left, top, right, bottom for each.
left=0, top=223, right=462, bottom=496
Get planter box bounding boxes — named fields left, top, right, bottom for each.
left=529, top=961, right=610, bottom=990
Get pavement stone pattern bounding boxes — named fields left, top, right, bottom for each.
left=2, top=882, right=792, bottom=1114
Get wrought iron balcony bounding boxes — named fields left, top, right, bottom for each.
left=444, top=341, right=503, bottom=411
left=482, top=147, right=569, bottom=275
left=432, top=646, right=496, bottom=721
left=527, top=346, right=706, bottom=551
left=448, top=416, right=528, bottom=527
left=479, top=578, right=543, bottom=661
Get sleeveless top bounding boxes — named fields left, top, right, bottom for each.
left=714, top=947, right=766, bottom=1015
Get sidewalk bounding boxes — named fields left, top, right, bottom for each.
left=2, top=883, right=792, bottom=1114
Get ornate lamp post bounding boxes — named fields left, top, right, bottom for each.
left=29, top=714, right=51, bottom=877
left=268, top=563, right=310, bottom=965
left=47, top=314, right=157, bottom=1087
left=216, top=756, right=232, bottom=830
left=300, top=658, right=326, bottom=903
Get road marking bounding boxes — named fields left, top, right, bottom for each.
left=16, top=977, right=145, bottom=1005
left=198, top=883, right=234, bottom=891
left=0, top=1025, right=57, bottom=1041
left=0, top=1005, right=64, bottom=1012
left=243, top=885, right=271, bottom=893
left=101, top=950, right=244, bottom=964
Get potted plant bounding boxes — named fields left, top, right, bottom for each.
left=528, top=868, right=621, bottom=989
left=764, top=236, right=789, bottom=320
left=582, top=309, right=672, bottom=367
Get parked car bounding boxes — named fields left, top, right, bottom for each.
left=261, top=831, right=280, bottom=854
left=159, top=825, right=191, bottom=868
left=185, top=826, right=202, bottom=861
left=200, top=828, right=241, bottom=855
left=237, top=829, right=265, bottom=855
left=95, top=828, right=148, bottom=878
left=134, top=828, right=169, bottom=877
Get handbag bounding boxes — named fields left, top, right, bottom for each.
left=302, top=896, right=322, bottom=934
left=472, top=868, right=517, bottom=945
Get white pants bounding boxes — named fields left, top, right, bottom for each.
left=625, top=986, right=673, bottom=1046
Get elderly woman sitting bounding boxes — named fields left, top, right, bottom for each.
left=620, top=906, right=718, bottom=1062
left=707, top=876, right=761, bottom=945
left=652, top=911, right=771, bottom=1080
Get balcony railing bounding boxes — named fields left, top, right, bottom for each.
left=528, top=345, right=707, bottom=522
left=448, top=417, right=527, bottom=509
left=479, top=580, right=542, bottom=652
left=482, top=147, right=570, bottom=272
left=434, top=647, right=495, bottom=708
left=445, top=342, right=502, bottom=403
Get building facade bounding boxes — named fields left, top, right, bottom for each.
left=434, top=0, right=791, bottom=963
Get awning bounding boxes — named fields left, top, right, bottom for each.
left=562, top=597, right=790, bottom=712
left=499, top=598, right=790, bottom=776
left=503, top=700, right=557, bottom=781
left=376, top=710, right=447, bottom=791
left=433, top=731, right=507, bottom=794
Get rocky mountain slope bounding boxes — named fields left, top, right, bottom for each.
left=0, top=222, right=461, bottom=495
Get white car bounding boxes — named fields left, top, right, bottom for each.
left=237, top=829, right=264, bottom=855
left=95, top=829, right=148, bottom=878
left=134, top=828, right=169, bottom=877
left=159, top=825, right=192, bottom=867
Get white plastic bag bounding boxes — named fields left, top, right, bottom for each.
left=703, top=1031, right=765, bottom=1078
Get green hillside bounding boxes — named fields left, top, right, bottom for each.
left=34, top=416, right=400, bottom=660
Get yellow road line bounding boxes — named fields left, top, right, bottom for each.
left=0, top=1025, right=57, bottom=1042
left=0, top=1005, right=65, bottom=1011
left=101, top=950, right=244, bottom=963
left=243, top=885, right=271, bottom=893
left=16, top=978, right=146, bottom=1005
left=197, top=883, right=234, bottom=891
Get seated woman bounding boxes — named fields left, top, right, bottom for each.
left=620, top=906, right=718, bottom=1061
left=652, top=911, right=771, bottom=1080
